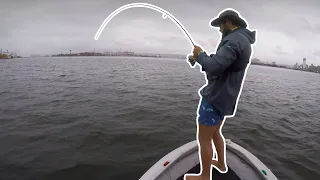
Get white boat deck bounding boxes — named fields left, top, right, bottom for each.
left=139, top=139, right=278, bottom=180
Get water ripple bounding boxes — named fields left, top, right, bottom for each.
left=0, top=57, right=319, bottom=180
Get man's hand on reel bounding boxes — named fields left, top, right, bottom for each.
left=187, top=45, right=205, bottom=68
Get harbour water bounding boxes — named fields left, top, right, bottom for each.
left=0, top=57, right=319, bottom=180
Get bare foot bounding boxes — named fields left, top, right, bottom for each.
left=211, top=160, right=227, bottom=173
left=184, top=174, right=209, bottom=180
left=184, top=174, right=202, bottom=180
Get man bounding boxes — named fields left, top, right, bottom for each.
left=185, top=9, right=256, bottom=180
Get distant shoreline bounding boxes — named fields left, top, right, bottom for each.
left=3, top=55, right=319, bottom=74
left=251, top=62, right=289, bottom=69
left=51, top=54, right=161, bottom=58
left=250, top=62, right=320, bottom=74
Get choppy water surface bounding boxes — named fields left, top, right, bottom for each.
left=0, top=57, right=319, bottom=180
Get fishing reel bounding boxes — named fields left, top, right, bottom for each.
left=187, top=55, right=196, bottom=68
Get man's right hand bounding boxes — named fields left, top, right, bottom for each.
left=193, top=45, right=203, bottom=59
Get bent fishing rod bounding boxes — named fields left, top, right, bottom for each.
left=94, top=3, right=198, bottom=67
left=94, top=3, right=195, bottom=46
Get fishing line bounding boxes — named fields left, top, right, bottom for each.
left=94, top=3, right=196, bottom=47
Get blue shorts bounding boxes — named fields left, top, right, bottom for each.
left=197, top=98, right=224, bottom=126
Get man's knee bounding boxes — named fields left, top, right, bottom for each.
left=199, top=135, right=211, bottom=145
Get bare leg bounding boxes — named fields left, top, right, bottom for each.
left=211, top=120, right=227, bottom=173
left=185, top=123, right=218, bottom=180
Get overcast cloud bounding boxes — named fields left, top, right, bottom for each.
left=1, top=0, right=320, bottom=65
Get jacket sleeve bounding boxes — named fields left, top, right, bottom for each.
left=197, top=40, right=239, bottom=76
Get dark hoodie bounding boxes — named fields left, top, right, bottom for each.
left=197, top=27, right=256, bottom=116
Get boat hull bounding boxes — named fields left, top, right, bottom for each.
left=139, top=139, right=278, bottom=180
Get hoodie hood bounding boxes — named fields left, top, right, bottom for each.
left=236, top=28, right=256, bottom=44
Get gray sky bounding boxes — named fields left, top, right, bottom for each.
left=1, top=0, right=320, bottom=65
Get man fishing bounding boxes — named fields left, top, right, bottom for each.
left=185, top=9, right=256, bottom=180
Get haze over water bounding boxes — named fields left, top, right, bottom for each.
left=0, top=57, right=319, bottom=180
